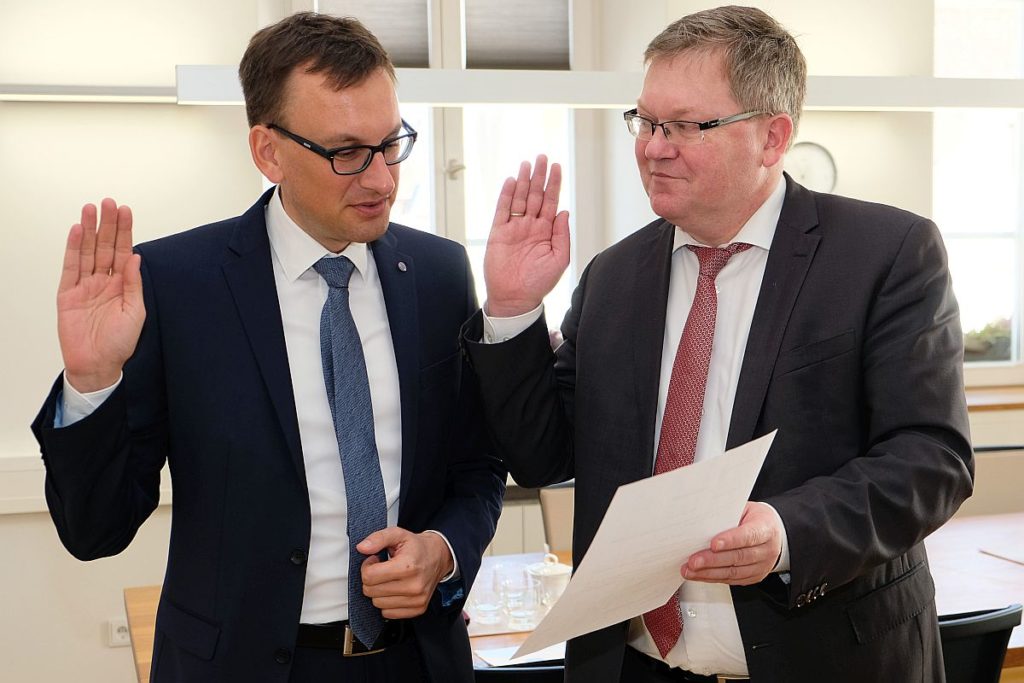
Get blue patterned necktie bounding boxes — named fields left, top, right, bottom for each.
left=312, top=255, right=388, bottom=649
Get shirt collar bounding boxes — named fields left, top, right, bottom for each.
left=673, top=175, right=786, bottom=253
left=265, top=186, right=370, bottom=282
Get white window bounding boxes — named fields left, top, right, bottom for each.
left=462, top=105, right=575, bottom=324
left=934, top=0, right=1024, bottom=378
left=330, top=0, right=579, bottom=325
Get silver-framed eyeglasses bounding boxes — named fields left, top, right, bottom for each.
left=267, top=119, right=417, bottom=175
left=623, top=108, right=767, bottom=146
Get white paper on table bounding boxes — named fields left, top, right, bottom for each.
left=514, top=430, right=777, bottom=658
left=475, top=642, right=566, bottom=667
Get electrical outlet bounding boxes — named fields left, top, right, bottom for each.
left=107, top=618, right=131, bottom=648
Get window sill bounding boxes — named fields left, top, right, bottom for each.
left=966, top=386, right=1024, bottom=412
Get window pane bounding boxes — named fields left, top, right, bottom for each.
left=933, top=110, right=1021, bottom=236
left=390, top=104, right=435, bottom=233
left=947, top=237, right=1017, bottom=363
left=464, top=0, right=570, bottom=69
left=934, top=2, right=1024, bottom=367
left=317, top=1, right=429, bottom=67
left=462, top=105, right=575, bottom=325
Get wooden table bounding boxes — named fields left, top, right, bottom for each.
left=123, top=551, right=571, bottom=683
left=125, top=519, right=1024, bottom=682
left=123, top=584, right=160, bottom=683
left=925, top=511, right=1024, bottom=668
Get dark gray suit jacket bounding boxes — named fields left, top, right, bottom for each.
left=462, top=176, right=973, bottom=682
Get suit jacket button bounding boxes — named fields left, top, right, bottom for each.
left=290, top=549, right=307, bottom=565
left=275, top=648, right=292, bottom=664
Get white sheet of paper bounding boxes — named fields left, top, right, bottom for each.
left=475, top=642, right=566, bottom=667
left=514, top=430, right=777, bottom=658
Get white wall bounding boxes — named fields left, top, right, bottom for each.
left=0, top=508, right=171, bottom=683
left=0, top=0, right=257, bottom=86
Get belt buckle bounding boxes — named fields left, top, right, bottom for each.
left=342, top=625, right=386, bottom=657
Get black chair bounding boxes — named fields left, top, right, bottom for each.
left=474, top=664, right=564, bottom=682
left=938, top=603, right=1022, bottom=683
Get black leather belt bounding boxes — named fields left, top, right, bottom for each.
left=296, top=620, right=409, bottom=656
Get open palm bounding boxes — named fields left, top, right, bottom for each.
left=57, top=199, right=145, bottom=393
left=483, top=155, right=571, bottom=317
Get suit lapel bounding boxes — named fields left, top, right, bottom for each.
left=370, top=228, right=419, bottom=511
left=222, top=189, right=304, bottom=478
left=728, top=176, right=820, bottom=448
left=631, top=220, right=677, bottom=477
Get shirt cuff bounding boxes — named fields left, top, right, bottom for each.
left=423, top=529, right=460, bottom=582
left=759, top=501, right=791, bottom=573
left=482, top=304, right=544, bottom=344
left=57, top=372, right=122, bottom=428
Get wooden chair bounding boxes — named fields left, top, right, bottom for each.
left=537, top=481, right=574, bottom=555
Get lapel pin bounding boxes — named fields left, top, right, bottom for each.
left=397, top=261, right=407, bottom=272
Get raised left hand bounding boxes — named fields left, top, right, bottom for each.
left=357, top=527, right=455, bottom=619
left=682, top=502, right=784, bottom=586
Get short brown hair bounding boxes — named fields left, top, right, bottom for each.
left=645, top=5, right=806, bottom=135
left=238, top=12, right=395, bottom=127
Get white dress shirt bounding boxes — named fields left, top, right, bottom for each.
left=59, top=187, right=455, bottom=625
left=484, top=177, right=789, bottom=677
left=265, top=189, right=405, bottom=623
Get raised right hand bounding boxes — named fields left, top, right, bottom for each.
left=483, top=155, right=571, bottom=317
left=58, top=199, right=145, bottom=393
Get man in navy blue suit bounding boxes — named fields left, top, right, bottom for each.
left=32, top=13, right=504, bottom=682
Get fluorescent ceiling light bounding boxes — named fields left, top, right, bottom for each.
left=176, top=65, right=243, bottom=105
left=0, top=84, right=176, bottom=104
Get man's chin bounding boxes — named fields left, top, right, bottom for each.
left=348, top=217, right=391, bottom=244
left=649, top=195, right=688, bottom=222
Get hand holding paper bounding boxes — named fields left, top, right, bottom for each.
left=683, top=500, right=785, bottom=585
left=514, top=430, right=777, bottom=658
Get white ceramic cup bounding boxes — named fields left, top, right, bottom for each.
left=526, top=553, right=572, bottom=606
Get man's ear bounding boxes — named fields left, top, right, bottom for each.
left=250, top=125, right=284, bottom=183
left=763, top=114, right=794, bottom=169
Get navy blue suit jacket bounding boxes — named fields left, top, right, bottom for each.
left=33, top=189, right=505, bottom=682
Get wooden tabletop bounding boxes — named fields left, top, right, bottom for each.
left=125, top=519, right=1024, bottom=681
left=123, top=584, right=160, bottom=683
left=123, top=551, right=571, bottom=683
left=925, top=511, right=1024, bottom=668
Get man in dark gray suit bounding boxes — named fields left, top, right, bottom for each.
left=462, top=6, right=973, bottom=682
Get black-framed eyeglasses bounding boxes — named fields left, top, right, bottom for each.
left=623, top=108, right=767, bottom=146
left=267, top=119, right=418, bottom=175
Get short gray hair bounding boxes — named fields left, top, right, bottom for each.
left=645, top=5, right=806, bottom=135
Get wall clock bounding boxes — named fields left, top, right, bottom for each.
left=785, top=141, right=837, bottom=192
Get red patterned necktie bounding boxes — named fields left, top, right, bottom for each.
left=642, top=242, right=752, bottom=659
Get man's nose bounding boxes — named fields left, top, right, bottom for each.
left=644, top=126, right=676, bottom=159
left=359, top=152, right=396, bottom=194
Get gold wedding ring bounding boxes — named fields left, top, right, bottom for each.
left=510, top=212, right=526, bottom=217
